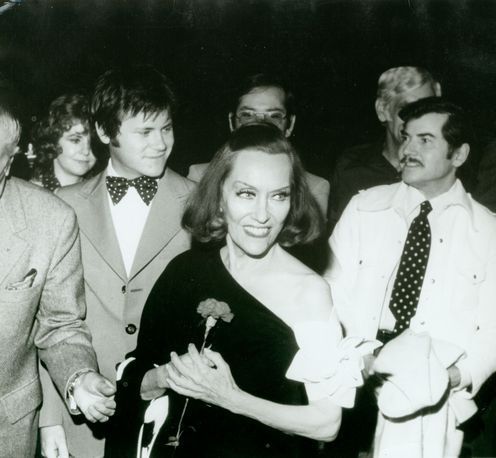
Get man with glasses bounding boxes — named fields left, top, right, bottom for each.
left=187, top=73, right=330, bottom=220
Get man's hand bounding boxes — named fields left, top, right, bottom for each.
left=40, top=425, right=68, bottom=458
left=73, top=372, right=116, bottom=423
left=448, top=365, right=461, bottom=388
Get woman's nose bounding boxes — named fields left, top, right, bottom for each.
left=254, top=198, right=269, bottom=223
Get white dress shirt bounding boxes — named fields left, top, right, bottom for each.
left=106, top=161, right=155, bottom=276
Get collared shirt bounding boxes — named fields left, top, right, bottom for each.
left=378, top=182, right=477, bottom=332
left=328, top=140, right=401, bottom=229
left=106, top=161, right=156, bottom=276
left=326, top=179, right=496, bottom=396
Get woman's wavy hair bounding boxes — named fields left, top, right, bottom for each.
left=183, top=123, right=323, bottom=247
left=31, top=93, right=91, bottom=177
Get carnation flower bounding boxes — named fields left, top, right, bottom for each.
left=167, top=298, right=234, bottom=448
left=197, top=298, right=234, bottom=323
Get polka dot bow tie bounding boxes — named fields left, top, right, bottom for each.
left=388, top=200, right=432, bottom=336
left=106, top=175, right=158, bottom=206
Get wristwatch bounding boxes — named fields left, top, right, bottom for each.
left=67, top=368, right=95, bottom=412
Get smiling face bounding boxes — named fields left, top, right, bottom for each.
left=53, top=122, right=96, bottom=182
left=221, top=149, right=292, bottom=258
left=399, top=112, right=468, bottom=198
left=97, top=109, right=174, bottom=179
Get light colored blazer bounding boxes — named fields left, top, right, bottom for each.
left=187, top=162, right=330, bottom=220
left=0, top=178, right=97, bottom=458
left=40, top=168, right=194, bottom=457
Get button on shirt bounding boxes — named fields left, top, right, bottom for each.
left=106, top=161, right=155, bottom=276
left=327, top=179, right=496, bottom=395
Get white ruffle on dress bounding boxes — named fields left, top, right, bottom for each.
left=286, top=319, right=381, bottom=407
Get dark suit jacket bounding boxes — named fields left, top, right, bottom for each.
left=0, top=177, right=97, bottom=457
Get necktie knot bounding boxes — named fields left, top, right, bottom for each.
left=106, top=175, right=158, bottom=206
left=419, top=200, right=432, bottom=216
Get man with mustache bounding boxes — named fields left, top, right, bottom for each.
left=325, top=97, right=496, bottom=456
left=328, top=66, right=441, bottom=230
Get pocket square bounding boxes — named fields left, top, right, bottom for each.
left=6, top=268, right=37, bottom=291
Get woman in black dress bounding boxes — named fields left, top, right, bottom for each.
left=107, top=124, right=368, bottom=457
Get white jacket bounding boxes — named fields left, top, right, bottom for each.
left=326, top=179, right=496, bottom=398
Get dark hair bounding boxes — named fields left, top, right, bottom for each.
left=91, top=65, right=176, bottom=140
left=31, top=93, right=90, bottom=176
left=231, top=73, right=296, bottom=117
left=183, top=123, right=323, bottom=246
left=399, top=97, right=471, bottom=154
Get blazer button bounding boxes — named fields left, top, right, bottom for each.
left=121, top=285, right=126, bottom=294
left=125, top=324, right=137, bottom=335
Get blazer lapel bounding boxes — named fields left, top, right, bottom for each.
left=129, top=169, right=186, bottom=280
left=76, top=173, right=127, bottom=281
left=0, top=180, right=29, bottom=285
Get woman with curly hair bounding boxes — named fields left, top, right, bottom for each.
left=31, top=93, right=97, bottom=191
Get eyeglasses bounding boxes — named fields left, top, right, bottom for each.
left=235, top=110, right=287, bottom=125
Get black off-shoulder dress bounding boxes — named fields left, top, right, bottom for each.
left=105, top=248, right=320, bottom=457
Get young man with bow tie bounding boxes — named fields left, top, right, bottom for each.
left=39, top=66, right=194, bottom=458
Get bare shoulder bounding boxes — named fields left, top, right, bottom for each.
left=276, top=248, right=332, bottom=322
left=295, top=273, right=333, bottom=321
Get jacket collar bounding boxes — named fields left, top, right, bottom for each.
left=0, top=178, right=29, bottom=285
left=357, top=179, right=478, bottom=231
left=69, top=168, right=189, bottom=281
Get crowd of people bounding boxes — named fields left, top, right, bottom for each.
left=1, top=64, right=496, bottom=458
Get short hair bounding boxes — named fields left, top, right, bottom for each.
left=231, top=73, right=296, bottom=117
left=183, top=123, right=323, bottom=246
left=31, top=93, right=90, bottom=175
left=376, top=66, right=441, bottom=106
left=399, top=97, right=471, bottom=153
left=91, top=65, right=176, bottom=140
left=0, top=109, right=20, bottom=148
left=0, top=89, right=21, bottom=148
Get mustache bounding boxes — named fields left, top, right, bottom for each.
left=400, top=156, right=423, bottom=167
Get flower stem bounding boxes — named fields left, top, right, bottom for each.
left=170, top=323, right=213, bottom=447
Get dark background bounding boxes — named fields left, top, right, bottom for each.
left=1, top=0, right=496, bottom=179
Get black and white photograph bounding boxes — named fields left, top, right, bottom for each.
left=1, top=1, right=496, bottom=457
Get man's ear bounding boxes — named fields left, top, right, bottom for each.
left=285, top=115, right=296, bottom=138
left=95, top=122, right=111, bottom=145
left=375, top=99, right=390, bottom=123
left=4, top=148, right=16, bottom=177
left=452, top=143, right=470, bottom=168
left=228, top=112, right=236, bottom=133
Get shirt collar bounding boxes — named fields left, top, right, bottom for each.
left=357, top=179, right=478, bottom=231
left=105, top=160, right=160, bottom=182
left=106, top=160, right=121, bottom=178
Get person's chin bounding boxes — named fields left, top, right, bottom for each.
left=142, top=161, right=167, bottom=178
left=401, top=166, right=423, bottom=182
left=243, top=241, right=273, bottom=259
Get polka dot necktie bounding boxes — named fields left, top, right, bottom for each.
left=105, top=175, right=158, bottom=206
left=388, top=200, right=432, bottom=336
